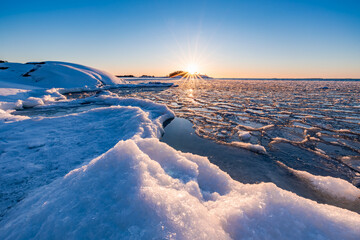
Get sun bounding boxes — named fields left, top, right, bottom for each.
left=186, top=64, right=198, bottom=75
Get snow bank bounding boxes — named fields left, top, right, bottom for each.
left=1, top=138, right=359, bottom=240
left=278, top=161, right=360, bottom=201
left=0, top=61, right=123, bottom=89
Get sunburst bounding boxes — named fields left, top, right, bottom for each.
left=186, top=64, right=198, bottom=75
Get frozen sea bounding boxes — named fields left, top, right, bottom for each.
left=61, top=77, right=360, bottom=211
left=1, top=64, right=360, bottom=239
left=114, top=78, right=360, bottom=208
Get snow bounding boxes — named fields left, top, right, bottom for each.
left=0, top=60, right=124, bottom=121
left=0, top=87, right=30, bottom=96
left=0, top=95, right=174, bottom=218
left=0, top=62, right=174, bottom=122
left=231, top=141, right=267, bottom=154
left=21, top=97, right=45, bottom=108
left=1, top=138, right=360, bottom=239
left=0, top=61, right=124, bottom=89
left=278, top=161, right=360, bottom=201
left=1, top=63, right=360, bottom=239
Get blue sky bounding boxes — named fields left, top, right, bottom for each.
left=1, top=0, right=359, bottom=77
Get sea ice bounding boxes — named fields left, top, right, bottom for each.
left=231, top=141, right=267, bottom=154
left=237, top=130, right=251, bottom=141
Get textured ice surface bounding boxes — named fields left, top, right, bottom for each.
left=115, top=78, right=360, bottom=187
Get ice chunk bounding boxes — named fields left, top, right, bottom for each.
left=231, top=141, right=267, bottom=154
left=21, top=97, right=44, bottom=108
left=237, top=130, right=251, bottom=141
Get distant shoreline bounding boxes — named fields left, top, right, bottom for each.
left=217, top=78, right=360, bottom=81
left=122, top=76, right=360, bottom=81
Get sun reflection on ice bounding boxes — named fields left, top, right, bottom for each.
left=187, top=89, right=193, bottom=98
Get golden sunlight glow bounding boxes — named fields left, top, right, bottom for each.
left=186, top=64, right=198, bottom=75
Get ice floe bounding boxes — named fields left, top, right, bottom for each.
left=231, top=141, right=267, bottom=154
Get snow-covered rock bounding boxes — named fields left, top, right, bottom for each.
left=0, top=61, right=123, bottom=89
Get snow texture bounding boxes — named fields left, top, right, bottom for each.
left=1, top=138, right=360, bottom=239
left=0, top=94, right=174, bottom=218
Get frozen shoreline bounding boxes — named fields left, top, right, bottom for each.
left=1, top=62, right=360, bottom=239
left=161, top=117, right=360, bottom=213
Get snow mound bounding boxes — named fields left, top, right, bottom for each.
left=0, top=61, right=123, bottom=89
left=1, top=138, right=359, bottom=239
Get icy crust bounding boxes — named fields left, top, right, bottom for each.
left=0, top=61, right=124, bottom=89
left=1, top=138, right=360, bottom=240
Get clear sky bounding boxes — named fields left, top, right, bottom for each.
left=1, top=0, right=360, bottom=78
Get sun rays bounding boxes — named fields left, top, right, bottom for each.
left=186, top=64, right=198, bottom=75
